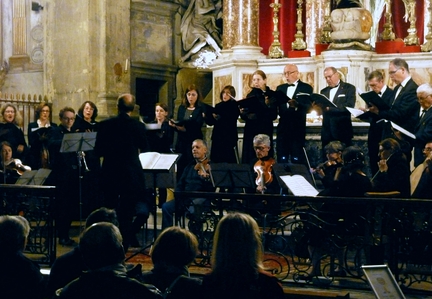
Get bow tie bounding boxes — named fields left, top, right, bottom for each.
left=287, top=84, right=295, bottom=87
left=378, top=91, right=382, bottom=95
left=330, top=84, right=340, bottom=89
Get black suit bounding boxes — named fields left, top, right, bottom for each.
left=95, top=112, right=149, bottom=248
left=276, top=80, right=313, bottom=163
left=320, top=81, right=356, bottom=155
left=379, top=78, right=419, bottom=140
left=358, top=87, right=394, bottom=174
left=414, top=108, right=432, bottom=166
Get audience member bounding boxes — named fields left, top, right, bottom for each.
left=55, top=222, right=159, bottom=299
left=48, top=207, right=120, bottom=297
left=141, top=226, right=202, bottom=299
left=413, top=84, right=432, bottom=167
left=371, top=138, right=410, bottom=197
left=276, top=64, right=313, bottom=163
left=206, top=85, right=240, bottom=163
left=0, top=103, right=28, bottom=160
left=200, top=212, right=285, bottom=299
left=317, top=67, right=355, bottom=159
left=161, top=139, right=214, bottom=229
left=0, top=215, right=45, bottom=299
left=240, top=70, right=278, bottom=164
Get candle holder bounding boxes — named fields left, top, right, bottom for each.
left=292, top=0, right=307, bottom=50
left=319, top=0, right=332, bottom=44
left=269, top=2, right=284, bottom=59
left=381, top=0, right=395, bottom=41
left=403, top=0, right=419, bottom=45
left=421, top=0, right=432, bottom=52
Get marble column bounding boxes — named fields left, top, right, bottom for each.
left=9, top=0, right=30, bottom=66
left=222, top=0, right=263, bottom=59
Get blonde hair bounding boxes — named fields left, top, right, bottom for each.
left=1, top=103, right=23, bottom=126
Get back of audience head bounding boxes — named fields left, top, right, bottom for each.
left=151, top=226, right=198, bottom=268
left=85, top=207, right=119, bottom=228
left=0, top=215, right=30, bottom=253
left=211, top=212, right=263, bottom=275
left=79, top=222, right=124, bottom=270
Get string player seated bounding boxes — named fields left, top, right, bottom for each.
left=313, top=141, right=345, bottom=190
left=161, top=139, right=214, bottom=230
left=0, top=141, right=31, bottom=184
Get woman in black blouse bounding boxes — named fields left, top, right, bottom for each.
left=207, top=85, right=240, bottom=163
left=0, top=103, right=27, bottom=161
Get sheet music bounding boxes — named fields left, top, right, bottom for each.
left=280, top=174, right=319, bottom=197
left=139, top=152, right=179, bottom=170
left=346, top=107, right=365, bottom=118
left=390, top=121, right=416, bottom=139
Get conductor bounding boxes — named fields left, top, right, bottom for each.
left=95, top=93, right=150, bottom=250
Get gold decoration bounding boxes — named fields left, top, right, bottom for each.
left=269, top=1, right=284, bottom=58
left=292, top=0, right=307, bottom=50
left=381, top=0, right=395, bottom=40
left=402, top=0, right=419, bottom=45
left=421, top=0, right=432, bottom=52
left=319, top=0, right=332, bottom=43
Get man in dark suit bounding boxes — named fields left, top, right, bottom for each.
left=362, top=71, right=394, bottom=175
left=414, top=84, right=432, bottom=167
left=276, top=64, right=313, bottom=164
left=369, top=58, right=419, bottom=164
left=95, top=93, right=150, bottom=250
left=316, top=66, right=356, bottom=159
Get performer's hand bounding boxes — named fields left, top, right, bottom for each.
left=378, top=159, right=388, bottom=172
left=176, top=125, right=186, bottom=132
left=17, top=145, right=24, bottom=153
left=368, top=104, right=379, bottom=115
left=256, top=185, right=266, bottom=193
left=288, top=99, right=298, bottom=108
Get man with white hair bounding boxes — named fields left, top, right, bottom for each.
left=413, top=83, right=432, bottom=167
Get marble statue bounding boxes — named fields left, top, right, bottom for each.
left=180, top=0, right=222, bottom=63
left=329, top=8, right=373, bottom=50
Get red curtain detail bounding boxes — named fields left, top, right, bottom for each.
left=377, top=0, right=424, bottom=44
left=259, top=0, right=301, bottom=55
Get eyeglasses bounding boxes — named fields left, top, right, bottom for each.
left=423, top=147, right=432, bottom=152
left=283, top=71, right=298, bottom=76
left=418, top=95, right=431, bottom=102
left=324, top=73, right=336, bottom=80
left=253, top=146, right=268, bottom=151
left=389, top=68, right=401, bottom=75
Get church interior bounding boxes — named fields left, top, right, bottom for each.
left=1, top=0, right=432, bottom=298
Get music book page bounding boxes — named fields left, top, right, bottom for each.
left=346, top=107, right=365, bottom=118
left=139, top=152, right=179, bottom=170
left=280, top=174, right=319, bottom=197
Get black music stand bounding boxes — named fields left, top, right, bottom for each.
left=60, top=132, right=97, bottom=231
left=126, top=152, right=180, bottom=261
left=209, top=163, right=255, bottom=214
left=15, top=169, right=52, bottom=185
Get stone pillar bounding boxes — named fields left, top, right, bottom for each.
left=9, top=0, right=30, bottom=67
left=44, top=0, right=131, bottom=118
left=222, top=0, right=263, bottom=59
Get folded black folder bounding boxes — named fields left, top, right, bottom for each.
left=359, top=91, right=390, bottom=111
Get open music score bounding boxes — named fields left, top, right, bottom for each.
left=139, top=152, right=179, bottom=170
left=279, top=174, right=319, bottom=197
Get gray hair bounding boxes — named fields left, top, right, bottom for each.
left=390, top=58, right=409, bottom=73
left=253, top=134, right=270, bottom=147
left=417, top=83, right=432, bottom=95
left=0, top=215, right=30, bottom=252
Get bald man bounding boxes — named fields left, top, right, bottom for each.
left=95, top=93, right=150, bottom=250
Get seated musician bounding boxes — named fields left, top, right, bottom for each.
left=161, top=139, right=214, bottom=229
left=0, top=141, right=31, bottom=184
left=251, top=134, right=279, bottom=194
left=313, top=141, right=344, bottom=189
left=411, top=141, right=432, bottom=199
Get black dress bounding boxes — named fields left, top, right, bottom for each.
left=0, top=122, right=28, bottom=161
left=240, top=87, right=277, bottom=164
left=207, top=99, right=239, bottom=163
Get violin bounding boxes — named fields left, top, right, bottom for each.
left=4, top=159, right=32, bottom=175
left=254, top=157, right=275, bottom=194
left=194, top=157, right=214, bottom=184
left=315, top=160, right=338, bottom=171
